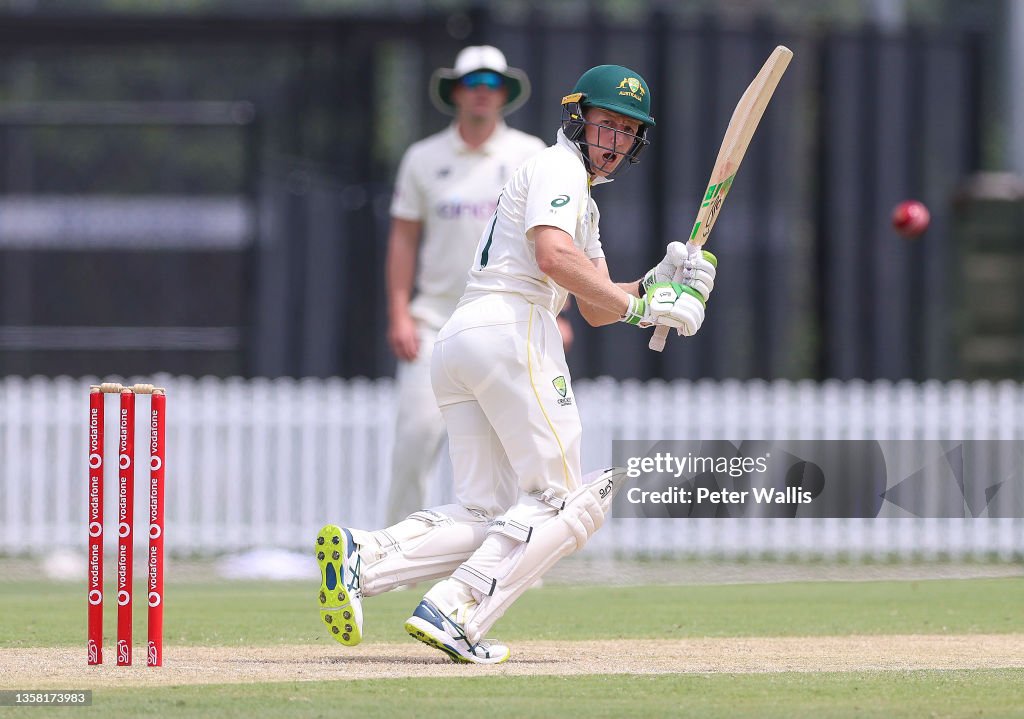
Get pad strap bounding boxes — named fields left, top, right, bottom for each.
left=461, top=468, right=630, bottom=644
left=452, top=564, right=497, bottom=596
left=490, top=518, right=533, bottom=543
left=452, top=515, right=534, bottom=595
left=358, top=504, right=489, bottom=596
left=537, top=489, right=566, bottom=511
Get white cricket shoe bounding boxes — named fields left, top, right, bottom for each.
left=316, top=524, right=364, bottom=646
left=405, top=598, right=510, bottom=665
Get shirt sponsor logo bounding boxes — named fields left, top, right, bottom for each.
left=550, top=195, right=570, bottom=208
left=436, top=200, right=497, bottom=220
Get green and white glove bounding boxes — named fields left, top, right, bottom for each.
left=621, top=281, right=706, bottom=335
left=642, top=241, right=718, bottom=304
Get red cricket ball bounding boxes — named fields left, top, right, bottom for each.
left=891, top=200, right=930, bottom=238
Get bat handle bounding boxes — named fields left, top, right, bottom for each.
left=649, top=325, right=670, bottom=352
left=647, top=243, right=696, bottom=352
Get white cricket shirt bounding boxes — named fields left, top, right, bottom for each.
left=390, top=122, right=546, bottom=328
left=461, top=129, right=608, bottom=317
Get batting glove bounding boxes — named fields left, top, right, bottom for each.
left=642, top=242, right=718, bottom=304
left=621, top=282, right=706, bottom=335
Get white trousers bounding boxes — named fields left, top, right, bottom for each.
left=430, top=295, right=583, bottom=517
left=387, top=324, right=447, bottom=525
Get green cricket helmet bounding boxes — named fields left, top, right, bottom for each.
left=561, top=64, right=655, bottom=177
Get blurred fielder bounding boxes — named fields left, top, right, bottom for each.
left=385, top=46, right=561, bottom=524
left=318, top=63, right=717, bottom=663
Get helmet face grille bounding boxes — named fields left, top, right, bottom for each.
left=560, top=98, right=651, bottom=179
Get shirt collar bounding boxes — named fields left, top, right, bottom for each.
left=447, top=121, right=509, bottom=155
left=555, top=128, right=613, bottom=186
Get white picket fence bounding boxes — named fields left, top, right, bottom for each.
left=0, top=375, right=1022, bottom=561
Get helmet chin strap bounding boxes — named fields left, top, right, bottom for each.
left=583, top=144, right=616, bottom=179
left=578, top=142, right=596, bottom=177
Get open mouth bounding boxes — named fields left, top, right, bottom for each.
left=602, top=152, right=618, bottom=164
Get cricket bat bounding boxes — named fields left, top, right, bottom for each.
left=649, top=45, right=793, bottom=352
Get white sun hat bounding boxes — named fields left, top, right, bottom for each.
left=429, top=45, right=531, bottom=116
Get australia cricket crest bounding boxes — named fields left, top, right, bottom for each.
left=552, top=376, right=573, bottom=407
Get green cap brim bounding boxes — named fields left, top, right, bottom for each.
left=583, top=99, right=656, bottom=127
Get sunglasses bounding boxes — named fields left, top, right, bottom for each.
left=460, top=71, right=504, bottom=90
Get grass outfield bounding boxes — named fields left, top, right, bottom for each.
left=39, top=671, right=1024, bottom=719
left=0, top=577, right=1022, bottom=717
left=2, top=577, right=1022, bottom=646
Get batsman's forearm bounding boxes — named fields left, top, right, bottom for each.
left=539, top=249, right=630, bottom=325
left=617, top=280, right=643, bottom=297
left=578, top=280, right=644, bottom=326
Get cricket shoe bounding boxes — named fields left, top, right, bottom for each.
left=316, top=524, right=363, bottom=646
left=405, top=599, right=510, bottom=665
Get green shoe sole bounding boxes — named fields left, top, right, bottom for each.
left=316, top=524, right=362, bottom=646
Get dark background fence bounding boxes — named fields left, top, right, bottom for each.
left=0, top=10, right=988, bottom=381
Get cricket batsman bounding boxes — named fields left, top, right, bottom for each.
left=317, top=64, right=717, bottom=663
left=385, top=46, right=549, bottom=524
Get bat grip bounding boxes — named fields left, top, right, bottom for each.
left=647, top=243, right=695, bottom=352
